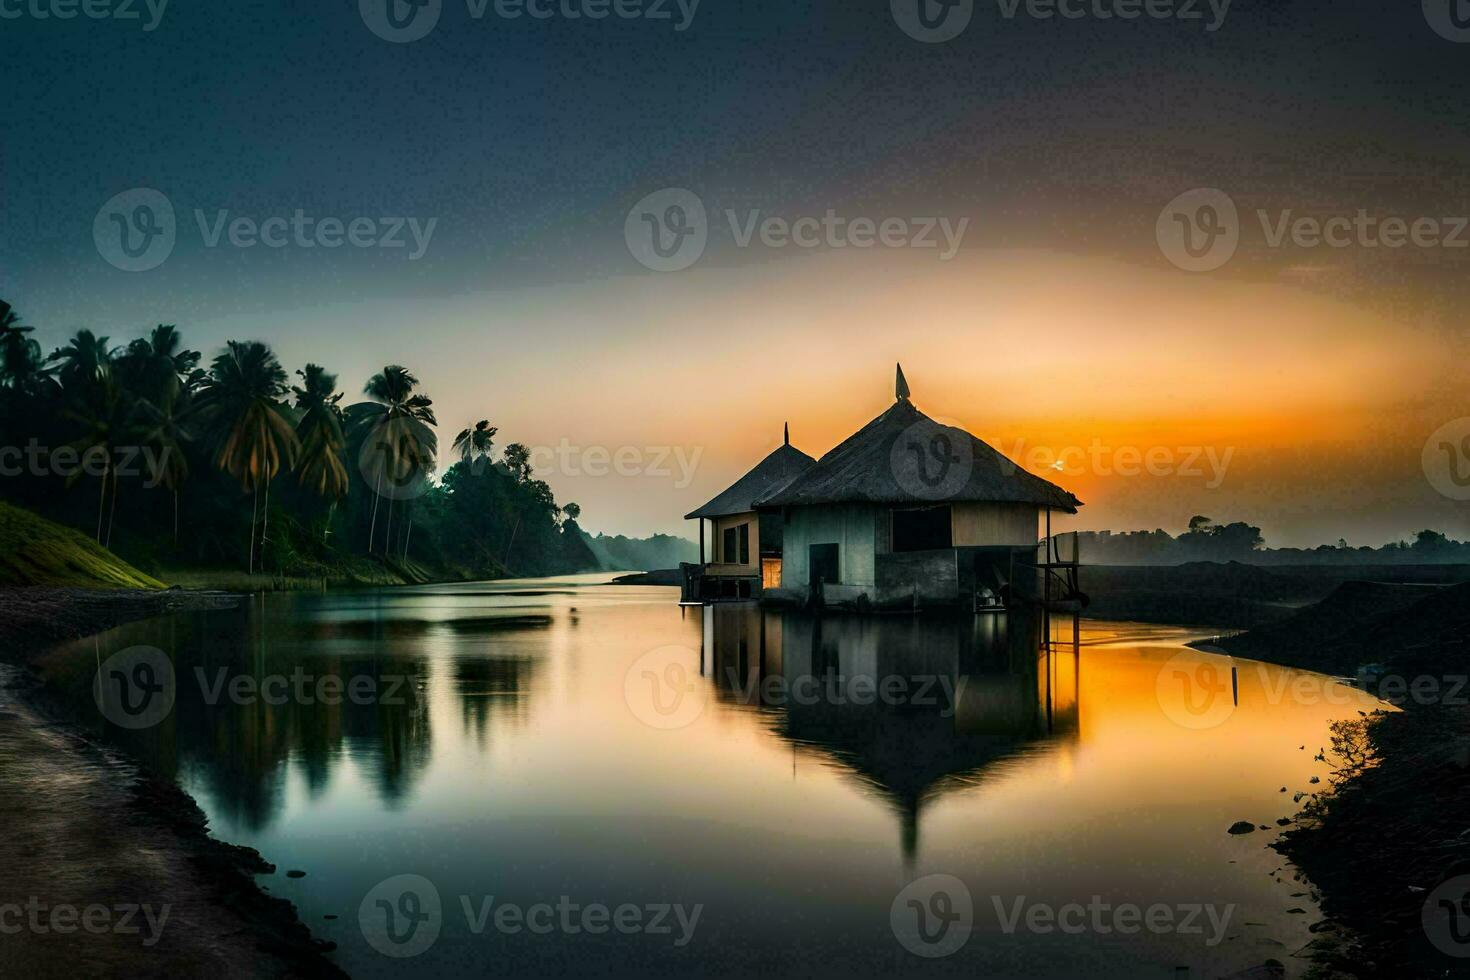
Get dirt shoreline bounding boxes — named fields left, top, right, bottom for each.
left=0, top=587, right=345, bottom=979
left=1206, top=580, right=1470, bottom=978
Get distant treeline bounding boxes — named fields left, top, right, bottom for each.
left=1075, top=517, right=1470, bottom=566
left=584, top=532, right=698, bottom=572
left=0, top=298, right=622, bottom=580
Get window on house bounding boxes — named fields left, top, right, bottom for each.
left=720, top=523, right=750, bottom=564
left=891, top=506, right=953, bottom=552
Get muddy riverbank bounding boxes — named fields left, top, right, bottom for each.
left=0, top=588, right=344, bottom=978
left=1210, top=581, right=1470, bottom=978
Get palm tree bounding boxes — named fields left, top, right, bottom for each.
left=452, top=419, right=497, bottom=471
left=498, top=443, right=538, bottom=566
left=51, top=329, right=115, bottom=389
left=121, top=324, right=200, bottom=409
left=52, top=330, right=122, bottom=543
left=349, top=365, right=437, bottom=557
left=192, top=341, right=300, bottom=573
left=292, top=365, right=349, bottom=539
left=502, top=442, right=532, bottom=482
left=0, top=301, right=51, bottom=395
left=135, top=396, right=191, bottom=545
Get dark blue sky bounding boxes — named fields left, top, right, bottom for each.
left=5, top=0, right=1466, bottom=326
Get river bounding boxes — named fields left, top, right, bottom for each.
left=37, top=574, right=1384, bottom=978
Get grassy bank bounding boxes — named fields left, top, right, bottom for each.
left=0, top=500, right=164, bottom=589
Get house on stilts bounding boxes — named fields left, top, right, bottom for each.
left=681, top=365, right=1086, bottom=616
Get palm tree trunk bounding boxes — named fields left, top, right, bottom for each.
left=105, top=464, right=118, bottom=549
left=173, top=489, right=179, bottom=547
left=261, top=478, right=270, bottom=570
left=249, top=485, right=258, bottom=575
left=384, top=497, right=395, bottom=561
left=324, top=501, right=336, bottom=544
left=369, top=472, right=382, bottom=553
left=402, top=508, right=413, bottom=563
left=505, top=511, right=522, bottom=571
left=95, top=464, right=106, bottom=543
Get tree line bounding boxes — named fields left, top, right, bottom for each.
left=1076, top=516, right=1470, bottom=566
left=0, top=298, right=596, bottom=580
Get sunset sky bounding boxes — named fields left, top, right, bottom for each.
left=4, top=2, right=1467, bottom=546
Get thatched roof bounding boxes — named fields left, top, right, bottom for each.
left=757, top=375, right=1081, bottom=513
left=685, top=428, right=815, bottom=519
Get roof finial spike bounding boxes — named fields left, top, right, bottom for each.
left=783, top=421, right=789, bottom=446
left=895, top=363, right=911, bottom=402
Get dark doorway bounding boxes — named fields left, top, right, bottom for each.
left=808, top=543, right=839, bottom=592
left=891, top=506, right=953, bottom=552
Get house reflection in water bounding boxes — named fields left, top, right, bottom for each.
left=698, top=602, right=1078, bottom=861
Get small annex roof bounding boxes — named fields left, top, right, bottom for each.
left=684, top=424, right=817, bottom=520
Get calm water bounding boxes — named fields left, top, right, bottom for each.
left=40, top=575, right=1384, bottom=979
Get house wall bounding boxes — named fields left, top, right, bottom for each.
left=951, top=502, right=1039, bottom=547
left=778, top=504, right=883, bottom=591
left=707, top=511, right=759, bottom=576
